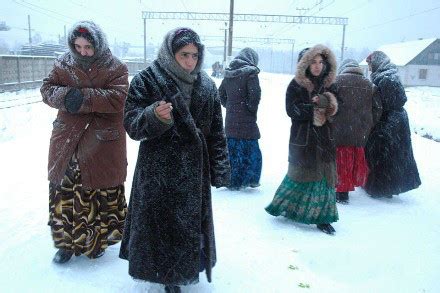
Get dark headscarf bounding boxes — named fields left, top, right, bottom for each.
left=337, top=58, right=360, bottom=75
left=366, top=51, right=398, bottom=84
left=157, top=27, right=205, bottom=98
left=224, top=47, right=260, bottom=78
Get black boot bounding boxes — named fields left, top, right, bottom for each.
left=317, top=223, right=336, bottom=235
left=52, top=248, right=73, bottom=264
left=164, top=285, right=181, bottom=293
left=336, top=192, right=349, bottom=204
left=93, top=249, right=105, bottom=259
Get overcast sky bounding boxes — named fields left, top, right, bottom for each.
left=1, top=0, right=439, bottom=53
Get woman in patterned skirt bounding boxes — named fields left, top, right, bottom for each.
left=265, top=44, right=339, bottom=235
left=41, top=20, right=129, bottom=263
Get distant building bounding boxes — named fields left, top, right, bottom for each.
left=19, top=42, right=67, bottom=57
left=360, top=38, right=440, bottom=87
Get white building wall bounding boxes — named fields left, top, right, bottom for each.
left=404, top=65, right=440, bottom=87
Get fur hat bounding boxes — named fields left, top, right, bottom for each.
left=171, top=28, right=203, bottom=54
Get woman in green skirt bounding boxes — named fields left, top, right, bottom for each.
left=265, top=44, right=339, bottom=235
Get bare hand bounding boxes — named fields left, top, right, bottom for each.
left=155, top=101, right=173, bottom=120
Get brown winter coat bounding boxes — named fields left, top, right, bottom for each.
left=40, top=50, right=129, bottom=189
left=333, top=66, right=381, bottom=146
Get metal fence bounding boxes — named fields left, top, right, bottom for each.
left=0, top=55, right=147, bottom=92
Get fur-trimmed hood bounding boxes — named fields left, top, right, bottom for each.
left=294, top=44, right=337, bottom=93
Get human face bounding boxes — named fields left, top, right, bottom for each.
left=309, top=55, right=324, bottom=77
left=74, top=37, right=94, bottom=57
left=175, top=44, right=199, bottom=73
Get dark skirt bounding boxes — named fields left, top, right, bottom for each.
left=265, top=175, right=338, bottom=224
left=336, top=146, right=368, bottom=192
left=48, top=156, right=127, bottom=258
left=227, top=138, right=262, bottom=189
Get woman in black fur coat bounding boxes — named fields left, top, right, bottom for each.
left=364, top=51, right=421, bottom=198
left=119, top=27, right=230, bottom=292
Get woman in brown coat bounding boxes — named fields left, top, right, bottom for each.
left=40, top=20, right=129, bottom=264
left=332, top=59, right=382, bottom=204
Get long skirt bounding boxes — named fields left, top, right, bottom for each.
left=227, top=138, right=262, bottom=189
left=265, top=175, right=338, bottom=224
left=48, top=156, right=127, bottom=258
left=336, top=146, right=369, bottom=192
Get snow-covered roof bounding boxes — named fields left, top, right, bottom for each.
left=360, top=38, right=437, bottom=66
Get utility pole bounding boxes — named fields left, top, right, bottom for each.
left=290, top=43, right=295, bottom=74
left=227, top=0, right=234, bottom=59
left=143, top=17, right=147, bottom=64
left=28, top=15, right=33, bottom=55
left=223, top=22, right=227, bottom=65
left=340, top=24, right=346, bottom=61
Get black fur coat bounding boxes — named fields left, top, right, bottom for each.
left=119, top=60, right=230, bottom=285
left=365, top=53, right=421, bottom=197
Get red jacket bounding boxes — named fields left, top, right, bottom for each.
left=40, top=50, right=129, bottom=188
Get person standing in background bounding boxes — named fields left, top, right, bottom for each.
left=219, top=47, right=262, bottom=190
left=332, top=59, right=382, bottom=204
left=364, top=51, right=421, bottom=198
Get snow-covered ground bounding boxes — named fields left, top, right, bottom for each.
left=1, top=72, right=439, bottom=292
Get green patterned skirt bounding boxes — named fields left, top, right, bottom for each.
left=265, top=175, right=338, bottom=224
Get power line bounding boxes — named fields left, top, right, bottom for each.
left=315, top=3, right=440, bottom=49
left=339, top=0, right=371, bottom=17
left=12, top=0, right=73, bottom=23
left=142, top=11, right=348, bottom=25
left=179, top=0, right=190, bottom=13
left=348, top=5, right=440, bottom=34
left=270, top=0, right=336, bottom=37
left=13, top=0, right=137, bottom=43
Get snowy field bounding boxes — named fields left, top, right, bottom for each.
left=0, top=72, right=439, bottom=292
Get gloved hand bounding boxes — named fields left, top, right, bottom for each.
left=64, top=88, right=84, bottom=113
left=316, top=94, right=329, bottom=108
left=313, top=107, right=326, bottom=126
